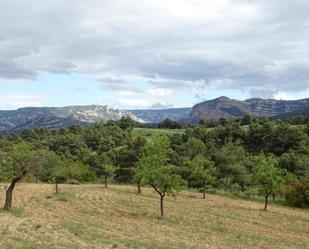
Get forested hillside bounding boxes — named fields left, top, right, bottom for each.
left=0, top=114, right=309, bottom=248
left=1, top=115, right=308, bottom=211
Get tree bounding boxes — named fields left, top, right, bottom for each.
left=305, top=123, right=309, bottom=135
left=182, top=137, right=207, bottom=160
left=214, top=142, right=249, bottom=191
left=241, top=113, right=255, bottom=125
left=52, top=163, right=67, bottom=194
left=102, top=163, right=117, bottom=188
left=279, top=152, right=309, bottom=177
left=158, top=118, right=182, bottom=129
left=252, top=154, right=282, bottom=211
left=284, top=178, right=309, bottom=207
left=135, top=136, right=184, bottom=217
left=51, top=159, right=95, bottom=194
left=116, top=136, right=146, bottom=193
left=95, top=153, right=117, bottom=187
left=190, top=156, right=216, bottom=199
left=2, top=143, right=42, bottom=210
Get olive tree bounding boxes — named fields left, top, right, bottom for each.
left=95, top=153, right=118, bottom=188
left=135, top=136, right=184, bottom=217
left=51, top=159, right=93, bottom=194
left=129, top=136, right=146, bottom=194
left=190, top=156, right=216, bottom=199
left=102, top=163, right=117, bottom=188
left=2, top=143, right=41, bottom=210
left=252, top=154, right=282, bottom=211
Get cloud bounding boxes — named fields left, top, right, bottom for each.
left=146, top=88, right=173, bottom=98
left=116, top=98, right=153, bottom=108
left=0, top=95, right=46, bottom=110
left=150, top=102, right=173, bottom=109
left=273, top=92, right=298, bottom=100
left=0, top=0, right=309, bottom=99
left=148, top=79, right=192, bottom=90
left=249, top=88, right=277, bottom=99
left=116, top=98, right=172, bottom=109
left=98, top=77, right=142, bottom=93
left=103, top=87, right=174, bottom=108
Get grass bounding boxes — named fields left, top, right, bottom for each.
left=132, top=128, right=185, bottom=138
left=54, top=191, right=74, bottom=202
left=0, top=184, right=309, bottom=249
left=132, top=124, right=307, bottom=140
left=0, top=207, right=25, bottom=217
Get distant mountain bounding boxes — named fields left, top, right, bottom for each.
left=1, top=96, right=309, bottom=132
left=129, top=108, right=191, bottom=123
left=10, top=115, right=89, bottom=132
left=275, top=107, right=309, bottom=119
left=190, top=96, right=309, bottom=120
left=0, top=105, right=143, bottom=132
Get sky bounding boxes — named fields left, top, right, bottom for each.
left=0, top=0, right=309, bottom=110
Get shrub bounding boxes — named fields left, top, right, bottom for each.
left=284, top=178, right=309, bottom=207
left=67, top=179, right=80, bottom=185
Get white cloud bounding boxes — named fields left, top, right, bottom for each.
left=104, top=87, right=174, bottom=108
left=0, top=95, right=46, bottom=110
left=117, top=91, right=137, bottom=97
left=116, top=98, right=173, bottom=109
left=117, top=98, right=153, bottom=108
left=273, top=92, right=298, bottom=101
left=150, top=102, right=173, bottom=109
left=146, top=88, right=172, bottom=98
left=0, top=0, right=309, bottom=99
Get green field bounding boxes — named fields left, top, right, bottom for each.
left=132, top=128, right=185, bottom=137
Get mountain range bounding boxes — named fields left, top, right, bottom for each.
left=129, top=108, right=191, bottom=123
left=0, top=105, right=143, bottom=132
left=190, top=96, right=309, bottom=120
left=0, top=96, right=308, bottom=132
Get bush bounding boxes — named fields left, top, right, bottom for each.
left=67, top=179, right=80, bottom=185
left=284, top=179, right=309, bottom=207
left=158, top=118, right=182, bottom=129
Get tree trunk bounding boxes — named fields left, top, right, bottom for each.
left=104, top=176, right=108, bottom=188
left=55, top=182, right=59, bottom=194
left=149, top=184, right=165, bottom=217
left=160, top=194, right=164, bottom=217
left=4, top=184, right=14, bottom=210
left=303, top=192, right=308, bottom=205
left=272, top=192, right=276, bottom=201
left=137, top=181, right=141, bottom=194
left=203, top=185, right=206, bottom=199
left=264, top=194, right=269, bottom=211
left=4, top=174, right=25, bottom=210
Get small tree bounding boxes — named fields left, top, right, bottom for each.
left=133, top=166, right=143, bottom=194
left=52, top=165, right=64, bottom=194
left=130, top=136, right=146, bottom=194
left=284, top=178, right=309, bottom=207
left=94, top=152, right=118, bottom=188
left=102, top=163, right=117, bottom=188
left=2, top=143, right=41, bottom=210
left=51, top=159, right=93, bottom=194
left=116, top=136, right=146, bottom=194
left=135, top=136, right=184, bottom=217
left=241, top=113, right=255, bottom=125
left=252, top=154, right=282, bottom=211
left=190, top=156, right=216, bottom=199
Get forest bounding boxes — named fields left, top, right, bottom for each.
left=0, top=114, right=309, bottom=216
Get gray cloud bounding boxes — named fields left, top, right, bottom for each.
left=249, top=88, right=278, bottom=99
left=0, top=0, right=309, bottom=97
left=98, top=77, right=142, bottom=93
left=150, top=102, right=173, bottom=109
